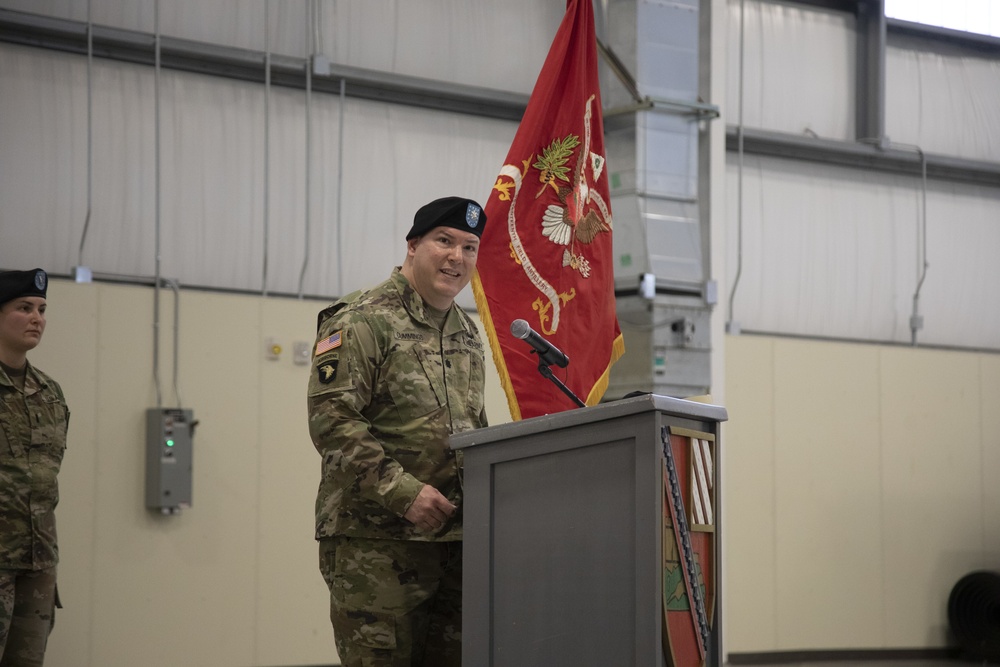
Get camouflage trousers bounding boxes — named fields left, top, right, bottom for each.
left=0, top=568, right=56, bottom=667
left=319, top=536, right=462, bottom=667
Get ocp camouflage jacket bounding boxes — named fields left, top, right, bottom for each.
left=308, top=268, right=488, bottom=542
left=0, top=361, right=69, bottom=570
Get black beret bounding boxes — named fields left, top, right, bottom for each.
left=0, top=268, right=48, bottom=306
left=406, top=197, right=487, bottom=241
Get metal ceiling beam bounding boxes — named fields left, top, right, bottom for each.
left=725, top=125, right=1000, bottom=187
left=887, top=18, right=1000, bottom=55
left=0, top=8, right=529, bottom=122
left=769, top=0, right=1000, bottom=55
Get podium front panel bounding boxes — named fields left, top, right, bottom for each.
left=452, top=394, right=727, bottom=667
left=492, top=433, right=641, bottom=665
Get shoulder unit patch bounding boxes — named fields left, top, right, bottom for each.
left=317, top=355, right=340, bottom=384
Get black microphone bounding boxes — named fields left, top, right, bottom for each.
left=510, top=319, right=569, bottom=368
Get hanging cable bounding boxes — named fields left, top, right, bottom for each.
left=153, top=0, right=163, bottom=408
left=149, top=2, right=184, bottom=408
left=77, top=0, right=94, bottom=270
left=313, top=0, right=322, bottom=58
left=262, top=0, right=271, bottom=296
left=911, top=146, right=929, bottom=345
left=726, top=0, right=746, bottom=335
left=871, top=140, right=929, bottom=345
left=297, top=0, right=314, bottom=299
left=164, top=278, right=183, bottom=408
left=337, top=77, right=345, bottom=296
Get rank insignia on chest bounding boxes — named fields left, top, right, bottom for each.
left=317, top=355, right=339, bottom=384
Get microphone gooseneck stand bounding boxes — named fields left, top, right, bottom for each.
left=535, top=357, right=586, bottom=408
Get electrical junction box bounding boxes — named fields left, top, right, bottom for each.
left=145, top=408, right=194, bottom=514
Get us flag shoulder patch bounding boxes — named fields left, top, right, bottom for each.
left=315, top=331, right=343, bottom=356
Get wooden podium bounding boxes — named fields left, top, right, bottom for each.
left=450, top=393, right=728, bottom=667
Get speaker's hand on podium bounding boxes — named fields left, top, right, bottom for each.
left=404, top=484, right=457, bottom=533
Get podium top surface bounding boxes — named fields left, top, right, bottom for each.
left=449, top=393, right=727, bottom=451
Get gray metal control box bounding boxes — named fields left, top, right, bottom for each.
left=145, top=408, right=194, bottom=514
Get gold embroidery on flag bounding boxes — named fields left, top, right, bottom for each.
left=490, top=95, right=613, bottom=335
left=533, top=290, right=576, bottom=335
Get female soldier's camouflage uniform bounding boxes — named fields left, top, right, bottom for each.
left=0, top=268, right=69, bottom=666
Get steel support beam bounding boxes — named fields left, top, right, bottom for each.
left=0, top=8, right=529, bottom=121
left=887, top=18, right=1000, bottom=55
left=771, top=0, right=1000, bottom=55
left=855, top=0, right=886, bottom=143
left=725, top=125, right=1000, bottom=187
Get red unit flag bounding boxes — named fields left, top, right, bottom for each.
left=473, top=0, right=624, bottom=421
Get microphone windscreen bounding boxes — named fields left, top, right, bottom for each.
left=510, top=319, right=530, bottom=339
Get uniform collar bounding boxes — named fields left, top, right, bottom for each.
left=0, top=359, right=44, bottom=393
left=389, top=267, right=468, bottom=336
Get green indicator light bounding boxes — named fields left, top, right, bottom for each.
left=166, top=439, right=175, bottom=447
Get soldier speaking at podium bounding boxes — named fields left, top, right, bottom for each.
left=308, top=197, right=489, bottom=666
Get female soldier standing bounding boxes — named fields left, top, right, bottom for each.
left=0, top=268, right=69, bottom=667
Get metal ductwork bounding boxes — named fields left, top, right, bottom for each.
left=599, top=0, right=718, bottom=399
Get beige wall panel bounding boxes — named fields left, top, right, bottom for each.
left=70, top=282, right=163, bottom=666
left=879, top=348, right=984, bottom=647
left=35, top=282, right=268, bottom=666
left=84, top=285, right=259, bottom=666
left=982, top=355, right=1000, bottom=556
left=723, top=335, right=777, bottom=651
left=137, top=290, right=260, bottom=667
left=29, top=281, right=100, bottom=665
left=725, top=335, right=1000, bottom=655
left=256, top=297, right=337, bottom=665
left=772, top=340, right=883, bottom=648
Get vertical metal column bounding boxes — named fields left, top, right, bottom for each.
left=856, top=0, right=886, bottom=144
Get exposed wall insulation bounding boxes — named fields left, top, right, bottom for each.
left=887, top=38, right=1000, bottom=162
left=725, top=0, right=856, bottom=141
left=0, top=42, right=518, bottom=303
left=0, top=0, right=564, bottom=94
left=726, top=154, right=1000, bottom=349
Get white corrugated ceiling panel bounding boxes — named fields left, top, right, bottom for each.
left=886, top=40, right=1000, bottom=162
left=0, top=42, right=517, bottom=305
left=0, top=0, right=565, bottom=95
left=726, top=154, right=1000, bottom=349
left=726, top=0, right=856, bottom=141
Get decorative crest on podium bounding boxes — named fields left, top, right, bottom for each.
left=661, top=426, right=717, bottom=667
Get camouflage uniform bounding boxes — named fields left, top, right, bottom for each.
left=0, top=361, right=69, bottom=666
left=308, top=267, right=487, bottom=666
